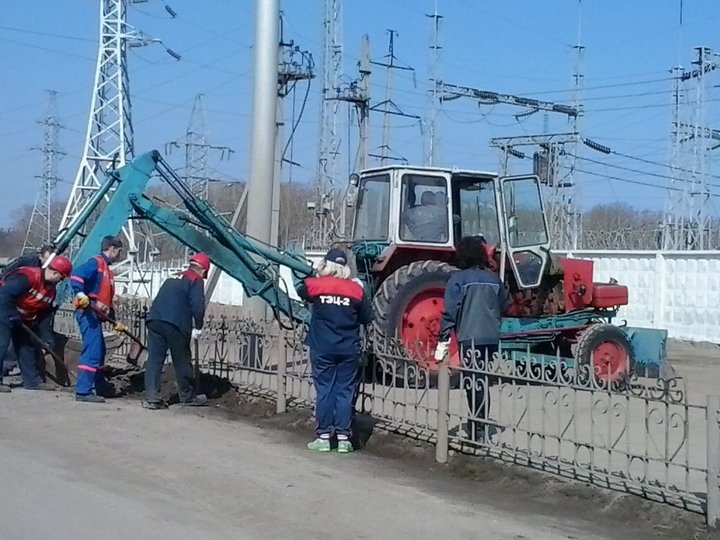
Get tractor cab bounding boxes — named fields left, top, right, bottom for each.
left=350, top=165, right=550, bottom=290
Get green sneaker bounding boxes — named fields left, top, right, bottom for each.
left=307, top=438, right=331, bottom=452
left=337, top=440, right=353, bottom=454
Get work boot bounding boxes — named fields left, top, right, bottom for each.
left=181, top=394, right=207, bottom=407
left=75, top=394, right=106, bottom=403
left=144, top=401, right=168, bottom=410
left=0, top=385, right=11, bottom=393
left=25, top=382, right=56, bottom=391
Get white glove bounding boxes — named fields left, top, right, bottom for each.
left=434, top=340, right=450, bottom=362
left=191, top=329, right=202, bottom=340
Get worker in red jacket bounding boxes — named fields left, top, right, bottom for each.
left=70, top=235, right=125, bottom=403
left=144, top=253, right=209, bottom=409
left=0, top=255, right=73, bottom=392
left=297, top=249, right=374, bottom=454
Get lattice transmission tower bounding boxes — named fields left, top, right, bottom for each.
left=167, top=94, right=233, bottom=201
left=313, top=0, right=370, bottom=245
left=663, top=47, right=718, bottom=250
left=24, top=90, right=65, bottom=253
left=60, top=0, right=178, bottom=273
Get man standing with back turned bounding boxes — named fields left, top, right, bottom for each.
left=435, top=236, right=509, bottom=442
left=144, top=253, right=209, bottom=409
left=70, top=235, right=125, bottom=403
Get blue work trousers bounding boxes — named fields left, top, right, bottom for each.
left=310, top=350, right=358, bottom=437
left=75, top=310, right=106, bottom=396
left=0, top=320, right=42, bottom=388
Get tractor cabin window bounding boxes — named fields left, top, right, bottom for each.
left=354, top=173, right=391, bottom=241
left=502, top=176, right=548, bottom=248
left=399, top=174, right=449, bottom=243
left=454, top=177, right=500, bottom=246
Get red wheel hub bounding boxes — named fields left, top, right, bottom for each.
left=399, top=287, right=458, bottom=370
left=591, top=341, right=628, bottom=382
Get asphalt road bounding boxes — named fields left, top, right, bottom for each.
left=0, top=390, right=691, bottom=540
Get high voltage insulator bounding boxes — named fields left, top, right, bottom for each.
left=583, top=138, right=611, bottom=154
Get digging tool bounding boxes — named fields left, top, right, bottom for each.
left=90, top=306, right=146, bottom=366
left=20, top=323, right=71, bottom=387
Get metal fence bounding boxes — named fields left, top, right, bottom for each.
left=85, top=299, right=720, bottom=526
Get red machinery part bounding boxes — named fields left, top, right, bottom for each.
left=591, top=341, right=629, bottom=383
left=399, top=286, right=459, bottom=371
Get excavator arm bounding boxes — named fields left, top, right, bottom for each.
left=54, top=151, right=313, bottom=324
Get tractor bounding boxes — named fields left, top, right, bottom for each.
left=345, top=165, right=667, bottom=383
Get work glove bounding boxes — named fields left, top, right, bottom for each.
left=113, top=322, right=127, bottom=333
left=434, top=340, right=450, bottom=363
left=73, top=293, right=90, bottom=309
left=191, top=329, right=202, bottom=341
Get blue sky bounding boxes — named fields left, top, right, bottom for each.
left=1, top=0, right=720, bottom=228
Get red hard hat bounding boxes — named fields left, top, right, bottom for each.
left=48, top=255, right=73, bottom=278
left=189, top=253, right=210, bottom=270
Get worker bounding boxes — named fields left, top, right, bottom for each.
left=1, top=245, right=53, bottom=279
left=143, top=253, right=210, bottom=409
left=404, top=190, right=448, bottom=242
left=1, top=245, right=55, bottom=377
left=434, top=236, right=509, bottom=442
left=70, top=235, right=125, bottom=403
left=297, top=248, right=374, bottom=453
left=0, top=255, right=73, bottom=392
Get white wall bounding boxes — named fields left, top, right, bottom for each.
left=122, top=251, right=325, bottom=308
left=122, top=250, right=720, bottom=344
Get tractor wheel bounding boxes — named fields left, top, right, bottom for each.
left=575, top=324, right=634, bottom=388
left=372, top=260, right=458, bottom=375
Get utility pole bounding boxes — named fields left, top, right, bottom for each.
left=356, top=35, right=371, bottom=172
left=370, top=30, right=419, bottom=165
left=563, top=0, right=584, bottom=250
left=245, top=0, right=280, bottom=319
left=424, top=1, right=443, bottom=167
left=60, top=0, right=178, bottom=280
left=275, top=14, right=314, bottom=246
left=24, top=90, right=65, bottom=253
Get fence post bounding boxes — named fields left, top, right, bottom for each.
left=276, top=329, right=288, bottom=414
left=435, top=361, right=450, bottom=464
left=706, top=395, right=720, bottom=527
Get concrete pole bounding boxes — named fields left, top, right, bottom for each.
left=245, top=0, right=279, bottom=320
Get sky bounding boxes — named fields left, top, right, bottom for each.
left=1, top=0, right=720, bottom=229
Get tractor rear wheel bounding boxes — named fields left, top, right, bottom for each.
left=371, top=260, right=458, bottom=374
left=575, top=324, right=634, bottom=388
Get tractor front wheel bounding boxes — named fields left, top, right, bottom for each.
left=575, top=324, right=634, bottom=388
left=372, top=260, right=458, bottom=374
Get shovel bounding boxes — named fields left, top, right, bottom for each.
left=90, top=306, right=146, bottom=366
left=20, top=323, right=72, bottom=387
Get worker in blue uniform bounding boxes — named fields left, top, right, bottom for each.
left=70, top=235, right=125, bottom=403
left=144, top=253, right=209, bottom=409
left=0, top=255, right=73, bottom=392
left=435, top=236, right=509, bottom=442
left=297, top=248, right=374, bottom=454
